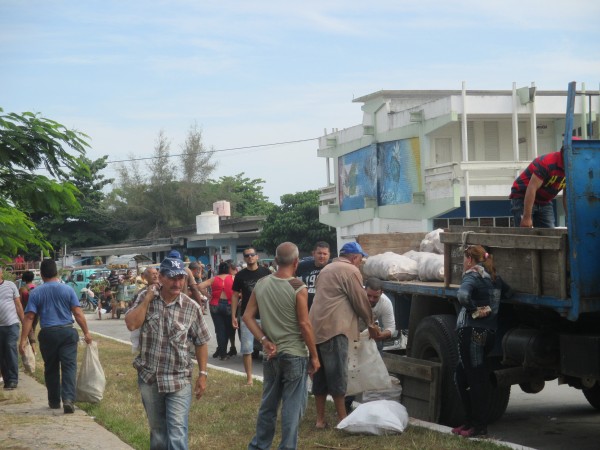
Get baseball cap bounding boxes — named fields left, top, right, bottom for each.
left=339, top=242, right=368, bottom=257
left=167, top=250, right=182, bottom=259
left=159, top=257, right=187, bottom=278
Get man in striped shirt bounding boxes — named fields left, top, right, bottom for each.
left=126, top=256, right=211, bottom=450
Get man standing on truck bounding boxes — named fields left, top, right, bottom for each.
left=296, top=241, right=331, bottom=310
left=309, top=242, right=378, bottom=428
left=509, top=138, right=580, bottom=228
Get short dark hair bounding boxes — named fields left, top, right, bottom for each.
left=21, top=271, right=35, bottom=283
left=189, top=262, right=201, bottom=270
left=40, top=259, right=58, bottom=279
left=365, top=277, right=383, bottom=291
left=314, top=241, right=330, bottom=251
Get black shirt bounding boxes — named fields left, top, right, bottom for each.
left=232, top=266, right=271, bottom=316
left=296, top=258, right=329, bottom=310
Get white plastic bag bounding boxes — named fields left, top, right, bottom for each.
left=76, top=341, right=106, bottom=403
left=130, top=328, right=141, bottom=353
left=346, top=334, right=392, bottom=396
left=22, top=340, right=36, bottom=374
left=362, top=252, right=418, bottom=282
left=337, top=400, right=409, bottom=435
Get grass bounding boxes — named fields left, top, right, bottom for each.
left=25, top=334, right=508, bottom=450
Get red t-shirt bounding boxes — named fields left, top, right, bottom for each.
left=509, top=151, right=565, bottom=205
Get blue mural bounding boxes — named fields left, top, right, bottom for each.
left=338, top=144, right=377, bottom=211
left=378, top=138, right=421, bottom=206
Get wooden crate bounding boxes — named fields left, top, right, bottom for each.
left=382, top=353, right=441, bottom=422
left=357, top=232, right=426, bottom=257
left=441, top=226, right=569, bottom=299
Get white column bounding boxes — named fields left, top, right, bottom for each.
left=461, top=81, right=470, bottom=218
left=530, top=82, right=538, bottom=158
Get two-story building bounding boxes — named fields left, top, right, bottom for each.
left=318, top=82, right=599, bottom=248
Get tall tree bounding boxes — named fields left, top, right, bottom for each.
left=0, top=108, right=87, bottom=259
left=254, top=190, right=336, bottom=255
left=179, top=123, right=218, bottom=222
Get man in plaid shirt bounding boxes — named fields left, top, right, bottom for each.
left=126, top=256, right=211, bottom=450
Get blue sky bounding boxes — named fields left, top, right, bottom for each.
left=2, top=1, right=599, bottom=202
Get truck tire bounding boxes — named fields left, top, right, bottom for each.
left=410, top=315, right=511, bottom=425
left=410, top=314, right=465, bottom=426
left=583, top=384, right=600, bottom=410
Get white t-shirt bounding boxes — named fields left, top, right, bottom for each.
left=0, top=280, right=20, bottom=326
left=359, top=293, right=396, bottom=333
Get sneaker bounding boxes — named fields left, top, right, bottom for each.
left=49, top=402, right=61, bottom=409
left=3, top=382, right=17, bottom=390
left=227, top=346, right=237, bottom=357
left=212, top=350, right=220, bottom=358
left=63, top=400, right=75, bottom=414
left=460, top=426, right=487, bottom=438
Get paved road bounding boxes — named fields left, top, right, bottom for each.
left=84, top=310, right=264, bottom=377
left=84, top=311, right=600, bottom=449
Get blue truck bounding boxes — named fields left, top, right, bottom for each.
left=372, top=82, right=600, bottom=426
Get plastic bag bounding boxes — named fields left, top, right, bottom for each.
left=337, top=400, right=409, bottom=435
left=130, top=328, right=141, bottom=353
left=22, top=340, right=36, bottom=374
left=76, top=341, right=106, bottom=403
left=346, top=334, right=392, bottom=396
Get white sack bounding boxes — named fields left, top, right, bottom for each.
left=363, top=252, right=418, bottom=282
left=336, top=400, right=409, bottom=435
left=417, top=253, right=445, bottom=281
left=419, top=228, right=445, bottom=254
left=346, top=334, right=392, bottom=396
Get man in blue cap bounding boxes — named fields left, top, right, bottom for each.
left=309, top=241, right=378, bottom=428
left=126, top=256, right=211, bottom=450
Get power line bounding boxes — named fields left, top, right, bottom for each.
left=104, top=136, right=319, bottom=165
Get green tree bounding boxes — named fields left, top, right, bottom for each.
left=254, top=190, right=336, bottom=255
left=35, top=156, right=123, bottom=252
left=0, top=108, right=88, bottom=259
left=203, top=173, right=275, bottom=217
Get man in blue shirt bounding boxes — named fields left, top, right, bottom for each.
left=19, top=259, right=92, bottom=413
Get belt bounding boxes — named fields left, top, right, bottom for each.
left=43, top=324, right=74, bottom=330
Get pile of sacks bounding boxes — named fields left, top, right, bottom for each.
left=362, top=229, right=445, bottom=282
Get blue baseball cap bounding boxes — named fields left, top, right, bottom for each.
left=167, top=250, right=182, bottom=259
left=159, top=257, right=187, bottom=278
left=339, top=242, right=368, bottom=257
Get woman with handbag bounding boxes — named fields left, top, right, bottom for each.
left=198, top=261, right=235, bottom=360
left=452, top=245, right=512, bottom=438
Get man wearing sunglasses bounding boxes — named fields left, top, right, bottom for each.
left=232, top=247, right=271, bottom=385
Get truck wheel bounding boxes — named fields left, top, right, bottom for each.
left=410, top=315, right=510, bottom=425
left=410, top=314, right=465, bottom=426
left=583, top=384, right=600, bottom=410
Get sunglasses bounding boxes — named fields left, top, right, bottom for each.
left=244, top=253, right=257, bottom=258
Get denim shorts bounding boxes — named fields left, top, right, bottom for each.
left=240, top=319, right=260, bottom=354
left=312, top=334, right=348, bottom=397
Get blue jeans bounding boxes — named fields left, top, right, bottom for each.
left=138, top=376, right=192, bottom=450
left=38, top=326, right=79, bottom=405
left=510, top=198, right=555, bottom=228
left=210, top=300, right=232, bottom=358
left=241, top=319, right=260, bottom=355
left=0, top=323, right=20, bottom=385
left=249, top=354, right=308, bottom=450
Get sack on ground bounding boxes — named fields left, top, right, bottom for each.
left=346, top=333, right=392, bottom=396
left=76, top=341, right=106, bottom=403
left=336, top=400, right=409, bottom=435
left=362, top=252, right=418, bottom=281
left=22, top=341, right=36, bottom=374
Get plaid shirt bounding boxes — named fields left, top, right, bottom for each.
left=132, top=288, right=211, bottom=393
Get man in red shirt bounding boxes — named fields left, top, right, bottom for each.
left=509, top=138, right=580, bottom=228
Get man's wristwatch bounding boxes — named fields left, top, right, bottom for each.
left=199, top=370, right=208, bottom=377
left=260, top=336, right=268, bottom=343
